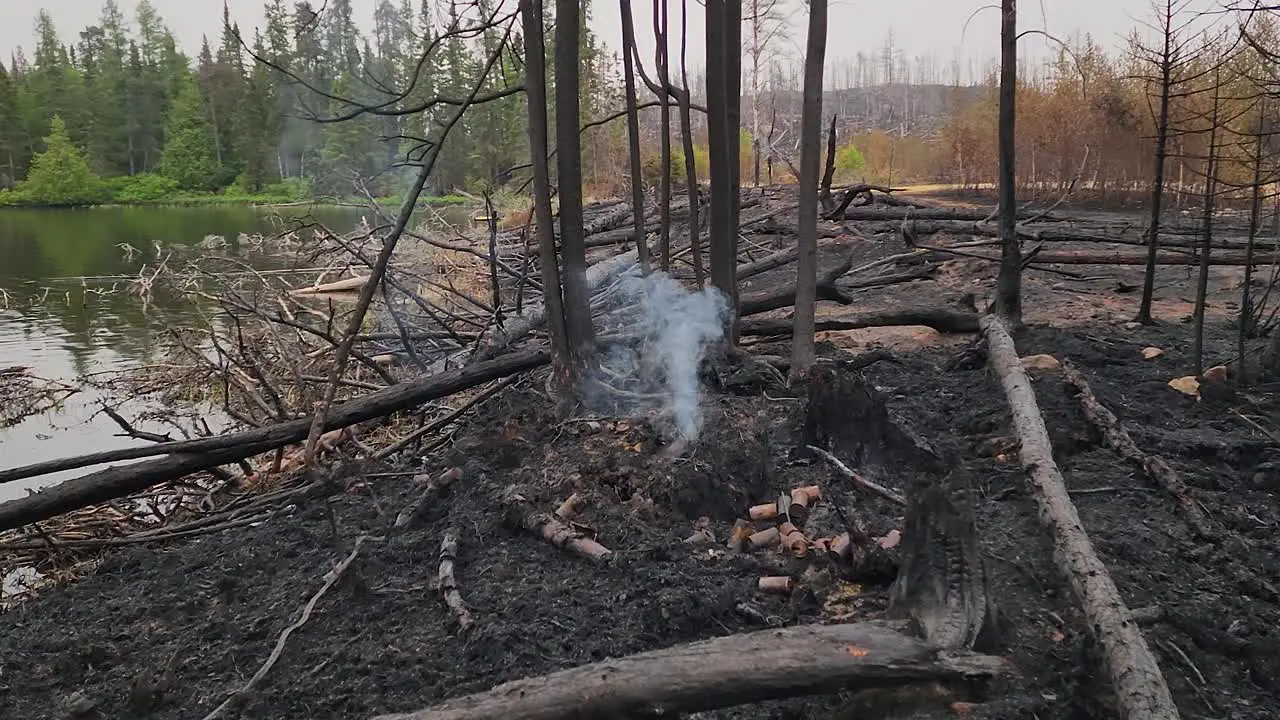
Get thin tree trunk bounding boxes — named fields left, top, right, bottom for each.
left=993, top=0, right=1021, bottom=325
left=654, top=0, right=673, bottom=271
left=819, top=113, right=838, bottom=213
left=520, top=0, right=570, bottom=380
left=726, top=0, right=744, bottom=342
left=1193, top=67, right=1222, bottom=376
left=619, top=0, right=649, bottom=271
left=678, top=0, right=704, bottom=287
left=1137, top=0, right=1175, bottom=325
left=1240, top=100, right=1266, bottom=384
left=791, top=0, right=827, bottom=380
left=706, top=0, right=735, bottom=322
left=751, top=0, right=762, bottom=188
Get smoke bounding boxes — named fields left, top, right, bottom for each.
left=586, top=268, right=729, bottom=444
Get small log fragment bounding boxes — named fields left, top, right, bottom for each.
left=748, top=503, right=779, bottom=521
left=554, top=493, right=585, bottom=521
left=778, top=524, right=808, bottom=559
left=288, top=275, right=369, bottom=296
left=505, top=494, right=613, bottom=563
left=981, top=316, right=1179, bottom=720
left=748, top=527, right=781, bottom=550
left=793, top=485, right=822, bottom=504
left=369, top=622, right=1009, bottom=720
left=394, top=467, right=463, bottom=529
left=830, top=533, right=852, bottom=562
left=438, top=529, right=475, bottom=631
left=777, top=492, right=808, bottom=525
left=758, top=576, right=796, bottom=594
left=727, top=519, right=752, bottom=552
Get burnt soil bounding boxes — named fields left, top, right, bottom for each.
left=4, top=225, right=1280, bottom=719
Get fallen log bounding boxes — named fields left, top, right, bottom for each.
left=0, top=349, right=549, bottom=532
left=924, top=248, right=1264, bottom=266
left=738, top=256, right=854, bottom=316
left=892, top=218, right=1272, bottom=253
left=368, top=621, right=1008, bottom=720
left=981, top=316, right=1179, bottom=720
left=841, top=207, right=1061, bottom=222
left=1060, top=361, right=1213, bottom=539
left=741, top=308, right=979, bottom=337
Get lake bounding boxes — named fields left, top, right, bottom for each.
left=0, top=204, right=380, bottom=502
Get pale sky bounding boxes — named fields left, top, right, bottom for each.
left=3, top=0, right=1214, bottom=79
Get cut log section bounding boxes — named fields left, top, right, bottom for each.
left=504, top=493, right=613, bottom=563
left=981, top=316, right=1180, bottom=720
left=368, top=621, right=1009, bottom=720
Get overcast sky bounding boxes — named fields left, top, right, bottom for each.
left=3, top=0, right=1210, bottom=79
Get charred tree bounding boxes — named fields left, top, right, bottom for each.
left=554, top=0, right=597, bottom=377
left=619, top=0, right=649, bottom=271
left=1193, top=65, right=1223, bottom=377
left=791, top=0, right=828, bottom=380
left=1239, top=100, right=1266, bottom=383
left=678, top=0, right=704, bottom=287
left=1136, top=1, right=1182, bottom=324
left=993, top=0, right=1021, bottom=326
left=706, top=0, right=738, bottom=338
left=820, top=113, right=838, bottom=214
left=655, top=0, right=674, bottom=270
left=520, top=0, right=570, bottom=379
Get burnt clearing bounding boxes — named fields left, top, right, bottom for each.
left=2, top=314, right=1279, bottom=719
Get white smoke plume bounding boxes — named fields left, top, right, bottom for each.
left=586, top=268, right=729, bottom=443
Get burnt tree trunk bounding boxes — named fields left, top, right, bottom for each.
left=820, top=113, right=838, bottom=214
left=619, top=0, right=649, bottom=271
left=706, top=0, right=736, bottom=333
left=993, top=0, right=1021, bottom=325
left=1193, top=66, right=1222, bottom=376
left=520, top=0, right=570, bottom=379
left=654, top=0, right=673, bottom=271
left=791, top=0, right=827, bottom=380
left=678, top=0, right=704, bottom=287
left=554, top=0, right=596, bottom=377
left=1137, top=0, right=1177, bottom=325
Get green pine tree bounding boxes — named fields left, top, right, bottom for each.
left=20, top=115, right=102, bottom=205
left=158, top=74, right=220, bottom=190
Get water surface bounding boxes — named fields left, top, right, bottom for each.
left=0, top=205, right=369, bottom=501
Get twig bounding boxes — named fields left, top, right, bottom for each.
left=198, top=536, right=367, bottom=720
left=438, top=529, right=475, bottom=630
left=805, top=446, right=907, bottom=506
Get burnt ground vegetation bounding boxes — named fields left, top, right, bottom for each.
left=3, top=198, right=1280, bottom=718
left=2, top=318, right=1279, bottom=719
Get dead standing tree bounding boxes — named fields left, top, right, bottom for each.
left=790, top=0, right=827, bottom=380
left=706, top=0, right=745, bottom=341
left=619, top=0, right=650, bottom=271
left=993, top=0, right=1021, bottom=326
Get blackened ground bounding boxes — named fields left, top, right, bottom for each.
left=2, top=317, right=1278, bottom=720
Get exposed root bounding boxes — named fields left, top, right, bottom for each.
left=438, top=530, right=474, bottom=631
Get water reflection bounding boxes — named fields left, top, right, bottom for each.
left=0, top=205, right=367, bottom=501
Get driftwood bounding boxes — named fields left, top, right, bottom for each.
left=981, top=316, right=1180, bottom=720
left=289, top=275, right=370, bottom=296
left=1060, top=361, right=1214, bottom=539
left=438, top=530, right=475, bottom=630
left=368, top=621, right=1008, bottom=720
left=741, top=308, right=979, bottom=337
left=0, top=349, right=550, bottom=532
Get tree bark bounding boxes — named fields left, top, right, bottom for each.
left=520, top=0, right=570, bottom=377
left=369, top=621, right=1008, bottom=720
left=993, top=0, right=1021, bottom=324
left=980, top=316, right=1180, bottom=720
left=553, top=0, right=596, bottom=377
left=0, top=349, right=550, bottom=532
left=619, top=0, right=649, bottom=271
left=791, top=0, right=827, bottom=380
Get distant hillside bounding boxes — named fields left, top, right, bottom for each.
left=744, top=84, right=988, bottom=137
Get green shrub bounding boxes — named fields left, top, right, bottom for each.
left=112, top=174, right=181, bottom=202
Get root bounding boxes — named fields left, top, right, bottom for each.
left=506, top=492, right=613, bottom=563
